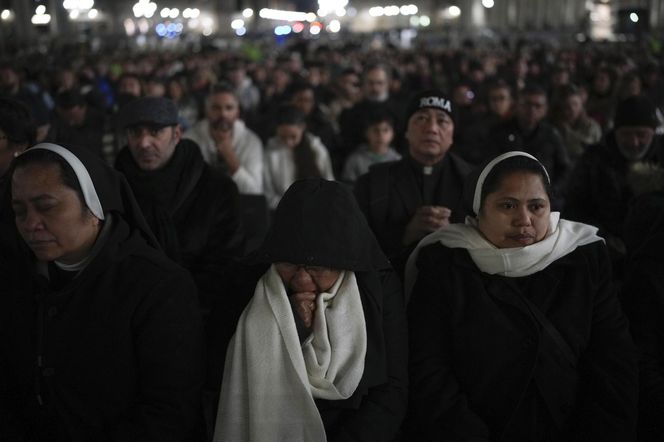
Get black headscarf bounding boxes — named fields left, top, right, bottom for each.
left=255, top=178, right=390, bottom=271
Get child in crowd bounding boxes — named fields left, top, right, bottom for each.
left=341, top=108, right=401, bottom=183
left=263, top=105, right=334, bottom=209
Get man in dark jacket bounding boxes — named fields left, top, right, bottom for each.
left=489, top=83, right=571, bottom=207
left=115, top=96, right=245, bottom=313
left=354, top=90, right=470, bottom=275
left=564, top=95, right=664, bottom=277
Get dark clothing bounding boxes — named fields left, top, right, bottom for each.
left=0, top=215, right=205, bottom=442
left=408, top=241, right=638, bottom=442
left=46, top=107, right=105, bottom=157
left=207, top=265, right=408, bottom=442
left=489, top=118, right=572, bottom=206
left=564, top=134, right=664, bottom=275
left=115, top=140, right=245, bottom=311
left=622, top=192, right=664, bottom=442
left=354, top=154, right=470, bottom=273
left=207, top=179, right=408, bottom=441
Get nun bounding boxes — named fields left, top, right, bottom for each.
left=0, top=143, right=204, bottom=441
left=208, top=178, right=408, bottom=442
left=405, top=151, right=638, bottom=441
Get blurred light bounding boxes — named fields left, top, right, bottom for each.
left=274, top=24, right=291, bottom=35
left=409, top=15, right=419, bottom=26
left=31, top=13, right=51, bottom=24
left=630, top=12, right=639, bottom=22
left=448, top=5, right=461, bottom=17
left=187, top=18, right=199, bottom=29
left=306, top=12, right=317, bottom=22
left=327, top=19, right=341, bottom=32
left=156, top=22, right=166, bottom=36
left=202, top=17, right=213, bottom=28
left=167, top=22, right=176, bottom=31
left=202, top=28, right=212, bottom=36
left=160, top=7, right=169, bottom=17
left=347, top=7, right=357, bottom=16
left=235, top=26, right=246, bottom=36
left=36, top=5, right=46, bottom=15
left=1, top=9, right=11, bottom=20
left=231, top=18, right=244, bottom=29
left=420, top=15, right=430, bottom=26
left=369, top=7, right=384, bottom=17
left=69, top=9, right=79, bottom=19
left=292, top=22, right=305, bottom=33
left=400, top=4, right=417, bottom=15
left=133, top=0, right=157, bottom=18
left=384, top=5, right=399, bottom=16
left=482, top=0, right=494, bottom=8
left=317, top=8, right=328, bottom=17
left=576, top=33, right=587, bottom=42
left=63, top=0, right=94, bottom=10
left=138, top=18, right=149, bottom=33
left=124, top=18, right=136, bottom=35
left=259, top=8, right=309, bottom=21
left=182, top=7, right=191, bottom=18
left=191, top=8, right=200, bottom=18
left=88, top=8, right=97, bottom=19
left=310, top=23, right=321, bottom=35
left=242, top=8, right=254, bottom=18
left=335, top=8, right=346, bottom=16
left=175, top=22, right=182, bottom=31
left=169, top=8, right=179, bottom=18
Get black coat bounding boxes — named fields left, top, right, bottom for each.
left=206, top=265, right=408, bottom=442
left=408, top=241, right=638, bottom=442
left=116, top=140, right=245, bottom=311
left=489, top=118, right=571, bottom=206
left=0, top=217, right=205, bottom=442
left=354, top=154, right=470, bottom=273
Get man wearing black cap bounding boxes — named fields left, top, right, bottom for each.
left=46, top=90, right=104, bottom=158
left=564, top=95, right=663, bottom=277
left=354, top=90, right=470, bottom=276
left=114, top=96, right=245, bottom=314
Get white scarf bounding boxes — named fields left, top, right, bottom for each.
left=404, top=212, right=603, bottom=301
left=213, top=265, right=367, bottom=442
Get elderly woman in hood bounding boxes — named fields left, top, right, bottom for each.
left=207, top=178, right=408, bottom=442
left=0, top=143, right=204, bottom=441
left=406, top=151, right=638, bottom=441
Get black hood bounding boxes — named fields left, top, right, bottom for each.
left=255, top=179, right=390, bottom=271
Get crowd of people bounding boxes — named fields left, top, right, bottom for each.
left=0, top=36, right=663, bottom=441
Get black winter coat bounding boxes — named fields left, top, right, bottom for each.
left=116, top=141, right=245, bottom=311
left=408, top=241, right=638, bottom=442
left=354, top=154, right=470, bottom=274
left=0, top=217, right=205, bottom=442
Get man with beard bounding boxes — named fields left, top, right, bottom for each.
left=565, top=95, right=664, bottom=277
left=115, top=96, right=245, bottom=314
left=185, top=83, right=264, bottom=195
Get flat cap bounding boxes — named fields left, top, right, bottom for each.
left=120, top=96, right=179, bottom=128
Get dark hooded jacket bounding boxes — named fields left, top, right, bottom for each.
left=115, top=139, right=245, bottom=312
left=206, top=179, right=408, bottom=442
left=0, top=144, right=204, bottom=442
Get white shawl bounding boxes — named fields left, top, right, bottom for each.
left=213, top=265, right=367, bottom=442
left=404, top=212, right=603, bottom=300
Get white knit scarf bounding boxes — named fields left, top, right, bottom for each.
left=213, top=265, right=367, bottom=442
left=404, top=212, right=603, bottom=301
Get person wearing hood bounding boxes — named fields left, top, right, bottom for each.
left=207, top=178, right=408, bottom=442
left=564, top=95, right=664, bottom=278
left=406, top=151, right=637, bottom=441
left=114, top=96, right=245, bottom=314
left=0, top=143, right=204, bottom=441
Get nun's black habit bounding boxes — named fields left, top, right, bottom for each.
left=206, top=178, right=408, bottom=442
left=0, top=144, right=204, bottom=442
